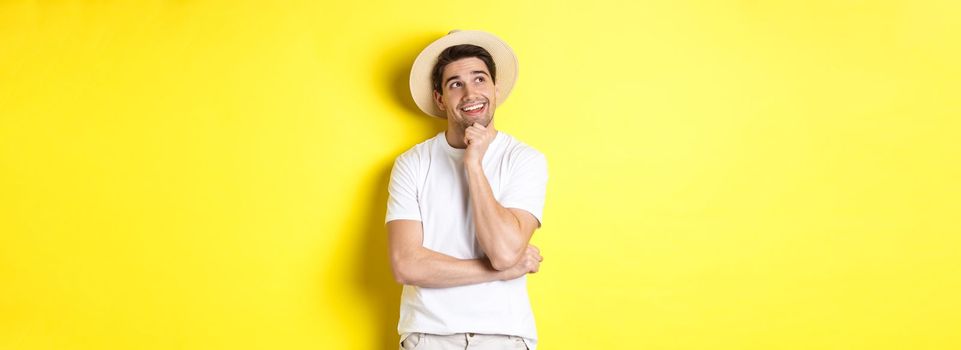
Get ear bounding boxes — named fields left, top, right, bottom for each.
left=433, top=90, right=446, bottom=111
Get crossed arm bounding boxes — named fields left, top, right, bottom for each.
left=388, top=220, right=538, bottom=288
left=387, top=169, right=541, bottom=288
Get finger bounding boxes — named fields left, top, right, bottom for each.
left=464, top=132, right=480, bottom=143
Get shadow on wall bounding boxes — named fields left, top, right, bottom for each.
left=384, top=32, right=442, bottom=118
left=337, top=31, right=447, bottom=350
left=355, top=164, right=402, bottom=350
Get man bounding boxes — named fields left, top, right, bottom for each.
left=385, top=30, right=548, bottom=350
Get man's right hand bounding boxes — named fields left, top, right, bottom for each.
left=499, top=245, right=543, bottom=280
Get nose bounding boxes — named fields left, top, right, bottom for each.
left=463, top=83, right=481, bottom=99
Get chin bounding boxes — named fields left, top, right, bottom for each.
left=474, top=116, right=495, bottom=127
left=462, top=120, right=489, bottom=129
left=454, top=111, right=493, bottom=128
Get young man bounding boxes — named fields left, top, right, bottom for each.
left=386, top=30, right=548, bottom=350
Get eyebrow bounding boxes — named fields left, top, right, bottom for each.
left=444, top=70, right=491, bottom=86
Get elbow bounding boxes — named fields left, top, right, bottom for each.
left=391, top=258, right=416, bottom=285
left=489, top=251, right=521, bottom=271
left=392, top=267, right=408, bottom=285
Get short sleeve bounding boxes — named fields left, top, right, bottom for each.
left=499, top=152, right=548, bottom=226
left=385, top=155, right=422, bottom=224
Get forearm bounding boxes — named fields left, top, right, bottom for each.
left=395, top=247, right=507, bottom=288
left=465, top=163, right=525, bottom=270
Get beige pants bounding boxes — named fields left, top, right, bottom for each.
left=400, top=332, right=529, bottom=350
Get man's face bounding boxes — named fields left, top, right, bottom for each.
left=433, top=57, right=499, bottom=129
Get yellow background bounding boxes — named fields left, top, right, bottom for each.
left=2, top=1, right=959, bottom=349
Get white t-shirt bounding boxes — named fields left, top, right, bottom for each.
left=385, top=130, right=548, bottom=350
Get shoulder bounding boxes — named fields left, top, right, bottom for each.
left=499, top=132, right=547, bottom=165
left=394, top=133, right=441, bottom=165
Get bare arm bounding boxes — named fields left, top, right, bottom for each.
left=461, top=122, right=541, bottom=271
left=388, top=219, right=540, bottom=288
left=465, top=164, right=540, bottom=270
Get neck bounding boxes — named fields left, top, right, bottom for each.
left=445, top=128, right=468, bottom=149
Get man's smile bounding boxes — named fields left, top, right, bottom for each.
left=460, top=101, right=487, bottom=116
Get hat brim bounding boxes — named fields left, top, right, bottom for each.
left=409, top=30, right=517, bottom=119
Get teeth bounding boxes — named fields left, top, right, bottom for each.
left=462, top=103, right=484, bottom=111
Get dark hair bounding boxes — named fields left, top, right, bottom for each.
left=431, top=44, right=496, bottom=95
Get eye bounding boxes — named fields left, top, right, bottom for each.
left=475, top=76, right=486, bottom=83
left=449, top=81, right=462, bottom=89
